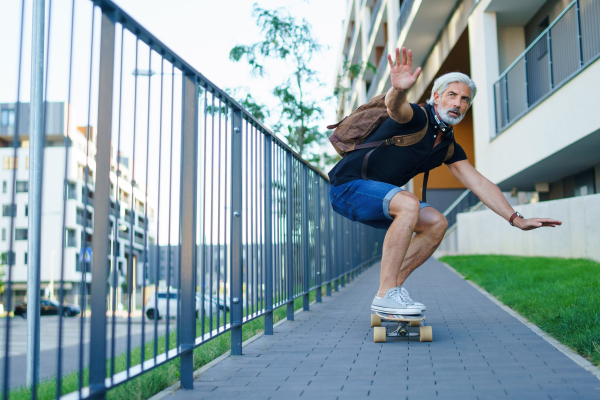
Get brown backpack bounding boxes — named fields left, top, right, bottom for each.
left=327, top=94, right=454, bottom=202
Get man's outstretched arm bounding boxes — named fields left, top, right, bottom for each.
left=447, top=160, right=562, bottom=230
left=385, top=47, right=422, bottom=124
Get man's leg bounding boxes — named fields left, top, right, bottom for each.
left=376, top=191, right=421, bottom=297
left=395, top=206, right=448, bottom=286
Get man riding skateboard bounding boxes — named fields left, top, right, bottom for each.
left=328, top=47, right=562, bottom=316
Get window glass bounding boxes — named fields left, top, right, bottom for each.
left=1, top=109, right=15, bottom=127
left=15, top=229, right=27, bottom=241
left=15, top=181, right=28, bottom=193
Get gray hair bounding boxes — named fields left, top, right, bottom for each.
left=426, top=72, right=477, bottom=106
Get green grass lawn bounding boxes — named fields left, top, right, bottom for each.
left=440, top=255, right=600, bottom=366
left=7, top=284, right=338, bottom=400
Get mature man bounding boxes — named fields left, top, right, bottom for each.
left=328, top=48, right=561, bottom=315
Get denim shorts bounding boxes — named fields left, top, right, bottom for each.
left=329, top=180, right=431, bottom=230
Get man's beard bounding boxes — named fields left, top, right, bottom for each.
left=438, top=104, right=464, bottom=125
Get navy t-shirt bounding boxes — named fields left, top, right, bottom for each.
left=328, top=103, right=467, bottom=187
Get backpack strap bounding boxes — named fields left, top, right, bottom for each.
left=422, top=171, right=429, bottom=203
left=360, top=107, right=428, bottom=180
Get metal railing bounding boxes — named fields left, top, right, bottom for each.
left=494, top=0, right=600, bottom=134
left=442, top=189, right=481, bottom=231
left=397, top=0, right=416, bottom=40
left=1, top=0, right=385, bottom=399
left=365, top=0, right=416, bottom=100
left=368, top=0, right=384, bottom=41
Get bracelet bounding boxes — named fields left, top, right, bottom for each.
left=509, top=212, right=523, bottom=226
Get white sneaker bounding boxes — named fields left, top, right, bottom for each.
left=397, top=286, right=426, bottom=312
left=371, top=288, right=422, bottom=315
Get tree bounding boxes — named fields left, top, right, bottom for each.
left=229, top=4, right=333, bottom=169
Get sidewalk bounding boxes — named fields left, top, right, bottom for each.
left=168, top=258, right=600, bottom=400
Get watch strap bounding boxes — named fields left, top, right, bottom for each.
left=509, top=212, right=522, bottom=226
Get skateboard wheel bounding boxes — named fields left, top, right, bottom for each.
left=409, top=320, right=420, bottom=327
left=371, top=314, right=381, bottom=327
left=374, top=326, right=386, bottom=343
left=419, top=326, right=432, bottom=342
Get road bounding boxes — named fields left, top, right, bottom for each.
left=0, top=315, right=176, bottom=389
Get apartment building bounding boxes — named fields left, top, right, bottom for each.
left=0, top=102, right=157, bottom=308
left=335, top=0, right=600, bottom=259
left=336, top=0, right=600, bottom=204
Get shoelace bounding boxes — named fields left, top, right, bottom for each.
left=398, top=287, right=414, bottom=305
left=389, top=288, right=408, bottom=305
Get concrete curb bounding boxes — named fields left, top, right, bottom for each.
left=147, top=299, right=323, bottom=400
left=438, top=259, right=600, bottom=382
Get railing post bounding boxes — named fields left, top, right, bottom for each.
left=325, top=194, right=332, bottom=297
left=302, top=165, right=310, bottom=311
left=179, top=73, right=199, bottom=388
left=26, top=0, right=44, bottom=391
left=334, top=214, right=339, bottom=292
left=230, top=108, right=244, bottom=355
left=286, top=152, right=294, bottom=320
left=547, top=31, right=554, bottom=90
left=576, top=0, right=584, bottom=67
left=315, top=178, right=322, bottom=303
left=341, top=220, right=346, bottom=288
left=88, top=8, right=116, bottom=399
left=523, top=55, right=529, bottom=107
left=264, top=134, right=273, bottom=334
left=503, top=76, right=509, bottom=126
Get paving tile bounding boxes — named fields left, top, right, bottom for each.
left=168, top=259, right=600, bottom=400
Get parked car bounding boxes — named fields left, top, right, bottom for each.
left=14, top=298, right=81, bottom=319
left=145, top=291, right=222, bottom=320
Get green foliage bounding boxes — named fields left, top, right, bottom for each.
left=440, top=255, right=600, bottom=366
left=229, top=4, right=333, bottom=170
left=334, top=60, right=378, bottom=101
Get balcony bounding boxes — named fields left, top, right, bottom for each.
left=494, top=0, right=600, bottom=134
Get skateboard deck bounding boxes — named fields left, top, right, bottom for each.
left=371, top=313, right=432, bottom=343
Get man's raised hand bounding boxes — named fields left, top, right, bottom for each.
left=388, top=47, right=421, bottom=92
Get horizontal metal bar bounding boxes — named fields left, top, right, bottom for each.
left=441, top=189, right=471, bottom=217
left=495, top=0, right=577, bottom=83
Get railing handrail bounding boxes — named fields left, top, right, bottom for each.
left=366, top=0, right=416, bottom=100
left=368, top=0, right=384, bottom=41
left=442, top=189, right=471, bottom=217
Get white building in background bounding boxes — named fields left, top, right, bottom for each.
left=336, top=0, right=600, bottom=258
left=0, top=102, right=157, bottom=308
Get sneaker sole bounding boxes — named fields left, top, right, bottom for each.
left=371, top=305, right=422, bottom=315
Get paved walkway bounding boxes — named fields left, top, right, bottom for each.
left=170, top=258, right=600, bottom=400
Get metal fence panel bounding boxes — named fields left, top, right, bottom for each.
left=0, top=0, right=385, bottom=397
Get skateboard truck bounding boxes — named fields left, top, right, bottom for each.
left=371, top=313, right=432, bottom=343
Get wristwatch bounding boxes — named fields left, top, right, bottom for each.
left=509, top=212, right=523, bottom=226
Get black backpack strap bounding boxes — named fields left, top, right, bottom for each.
left=360, top=140, right=392, bottom=179
left=422, top=171, right=429, bottom=203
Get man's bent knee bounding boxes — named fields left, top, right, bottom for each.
left=388, top=191, right=421, bottom=219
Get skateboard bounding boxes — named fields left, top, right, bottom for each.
left=370, top=312, right=432, bottom=343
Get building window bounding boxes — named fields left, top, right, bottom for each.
left=16, top=181, right=28, bottom=193
left=2, top=228, right=5, bottom=241
left=2, top=181, right=6, bottom=193
left=1, top=109, right=15, bottom=127
left=15, top=228, right=27, bottom=241
left=2, top=204, right=16, bottom=217
left=1, top=251, right=15, bottom=265
left=67, top=182, right=77, bottom=200
left=3, top=157, right=17, bottom=170
left=25, top=204, right=28, bottom=217
left=66, top=228, right=76, bottom=247
left=24, top=252, right=27, bottom=265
